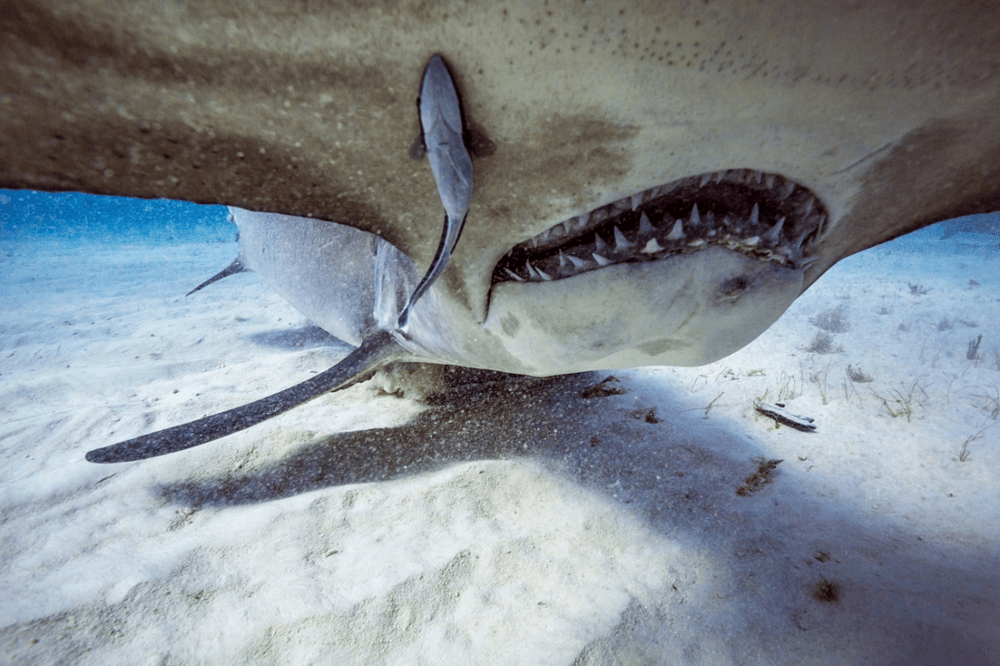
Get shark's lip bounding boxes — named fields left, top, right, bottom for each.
left=491, top=170, right=827, bottom=284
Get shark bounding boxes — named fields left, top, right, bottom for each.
left=2, top=1, right=999, bottom=461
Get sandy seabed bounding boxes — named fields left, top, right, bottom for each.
left=1, top=227, right=998, bottom=665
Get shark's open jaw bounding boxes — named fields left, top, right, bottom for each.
left=492, top=170, right=827, bottom=284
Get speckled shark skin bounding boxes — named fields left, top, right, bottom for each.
left=3, top=1, right=1000, bottom=458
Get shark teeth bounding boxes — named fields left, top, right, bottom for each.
left=763, top=216, right=785, bottom=244
left=638, top=211, right=654, bottom=236
left=641, top=238, right=664, bottom=254
left=594, top=233, right=609, bottom=254
left=613, top=226, right=634, bottom=252
left=777, top=180, right=796, bottom=200
left=665, top=219, right=686, bottom=241
left=496, top=168, right=825, bottom=284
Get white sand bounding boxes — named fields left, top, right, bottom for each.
left=1, top=225, right=998, bottom=664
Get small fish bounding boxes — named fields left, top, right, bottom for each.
left=397, top=54, right=474, bottom=330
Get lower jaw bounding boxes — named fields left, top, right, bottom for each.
left=481, top=245, right=806, bottom=374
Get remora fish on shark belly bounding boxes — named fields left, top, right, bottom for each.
left=398, top=54, right=475, bottom=331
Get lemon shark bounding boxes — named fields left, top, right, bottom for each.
left=2, top=1, right=999, bottom=461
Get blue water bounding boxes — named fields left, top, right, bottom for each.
left=0, top=189, right=234, bottom=244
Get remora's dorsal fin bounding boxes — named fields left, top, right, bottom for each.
left=397, top=53, right=474, bottom=331
left=186, top=257, right=247, bottom=297
left=85, top=331, right=405, bottom=463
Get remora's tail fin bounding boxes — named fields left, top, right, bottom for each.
left=86, top=331, right=405, bottom=463
left=186, top=258, right=247, bottom=297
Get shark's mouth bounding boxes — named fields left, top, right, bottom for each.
left=492, top=170, right=827, bottom=284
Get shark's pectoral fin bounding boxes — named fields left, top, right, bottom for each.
left=186, top=257, right=248, bottom=296
left=86, top=330, right=405, bottom=463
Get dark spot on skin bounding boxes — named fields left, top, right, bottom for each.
left=719, top=276, right=750, bottom=300
left=500, top=313, right=520, bottom=337
left=813, top=578, right=840, bottom=603
left=637, top=338, right=685, bottom=356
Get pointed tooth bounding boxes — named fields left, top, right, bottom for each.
left=592, top=253, right=613, bottom=266
left=700, top=173, right=711, bottom=187
left=558, top=249, right=569, bottom=269
left=714, top=170, right=727, bottom=183
left=665, top=218, right=686, bottom=241
left=574, top=212, right=590, bottom=230
left=815, top=214, right=828, bottom=239
left=801, top=198, right=814, bottom=216
left=689, top=204, right=701, bottom=226
left=751, top=170, right=763, bottom=183
left=792, top=229, right=811, bottom=253
left=630, top=192, right=644, bottom=210
left=536, top=265, right=553, bottom=281
left=594, top=233, right=609, bottom=254
left=540, top=228, right=551, bottom=243
left=567, top=254, right=589, bottom=269
left=641, top=238, right=664, bottom=254
left=614, top=226, right=634, bottom=251
left=504, top=268, right=526, bottom=282
left=749, top=203, right=759, bottom=225
left=764, top=173, right=776, bottom=188
left=742, top=236, right=760, bottom=247
left=526, top=260, right=541, bottom=280
left=638, top=212, right=654, bottom=236
left=613, top=198, right=632, bottom=213
left=778, top=181, right=795, bottom=200
left=763, top=217, right=785, bottom=244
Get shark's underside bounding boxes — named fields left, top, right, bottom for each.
left=2, top=0, right=999, bottom=460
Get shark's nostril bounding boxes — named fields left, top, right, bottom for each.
left=492, top=169, right=827, bottom=284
